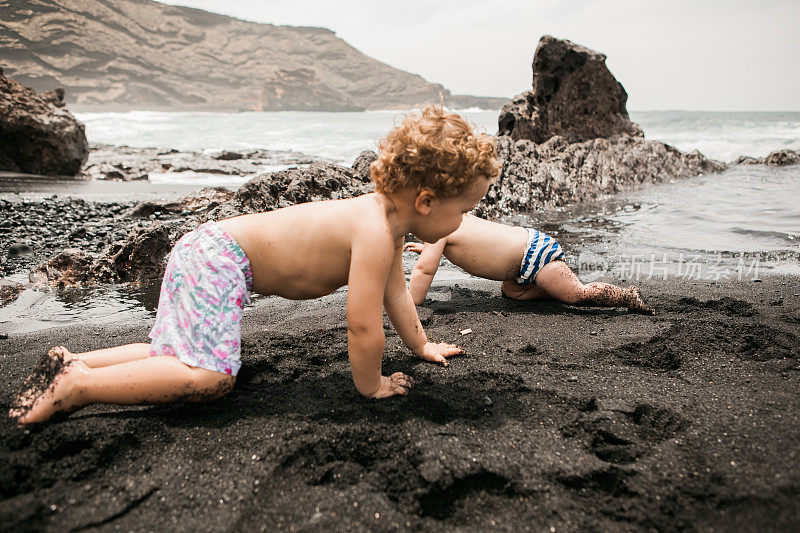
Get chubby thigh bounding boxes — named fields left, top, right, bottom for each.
left=149, top=223, right=252, bottom=376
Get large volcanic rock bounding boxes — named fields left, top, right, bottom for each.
left=476, top=135, right=724, bottom=218
left=0, top=69, right=89, bottom=175
left=486, top=36, right=726, bottom=216
left=261, top=69, right=364, bottom=112
left=498, top=36, right=642, bottom=143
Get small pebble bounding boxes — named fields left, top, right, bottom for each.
left=753, top=278, right=763, bottom=283
left=567, top=376, right=579, bottom=382
left=0, top=332, right=8, bottom=340
left=590, top=331, right=597, bottom=336
left=483, top=395, right=493, bottom=407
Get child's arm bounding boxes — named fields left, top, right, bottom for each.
left=385, top=242, right=462, bottom=366
left=404, top=239, right=447, bottom=305
left=347, top=231, right=413, bottom=398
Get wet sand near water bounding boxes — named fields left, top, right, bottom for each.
left=1, top=276, right=799, bottom=530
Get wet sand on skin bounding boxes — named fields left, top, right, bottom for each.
left=1, top=276, right=799, bottom=531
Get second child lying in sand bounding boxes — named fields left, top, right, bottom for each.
left=404, top=214, right=653, bottom=314
left=10, top=106, right=500, bottom=425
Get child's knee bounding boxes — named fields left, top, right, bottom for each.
left=188, top=369, right=236, bottom=401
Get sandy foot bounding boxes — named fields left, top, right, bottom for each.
left=9, top=359, right=88, bottom=425
left=9, top=347, right=67, bottom=419
left=626, top=286, right=656, bottom=315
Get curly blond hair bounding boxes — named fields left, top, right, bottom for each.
left=371, top=105, right=500, bottom=198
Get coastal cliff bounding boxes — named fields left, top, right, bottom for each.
left=0, top=0, right=502, bottom=111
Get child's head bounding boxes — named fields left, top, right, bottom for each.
left=371, top=105, right=500, bottom=199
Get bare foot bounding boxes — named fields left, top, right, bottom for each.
left=626, top=287, right=655, bottom=315
left=9, top=349, right=67, bottom=419
left=47, top=345, right=76, bottom=363
left=10, top=360, right=89, bottom=424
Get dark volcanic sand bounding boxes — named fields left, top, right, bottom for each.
left=1, top=277, right=799, bottom=531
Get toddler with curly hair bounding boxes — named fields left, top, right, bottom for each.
left=10, top=105, right=500, bottom=425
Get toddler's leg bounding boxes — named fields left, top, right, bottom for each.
left=50, top=343, right=152, bottom=368
left=11, top=356, right=235, bottom=425
left=522, top=261, right=654, bottom=314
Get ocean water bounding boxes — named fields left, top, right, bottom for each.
left=74, top=109, right=502, bottom=168
left=73, top=109, right=800, bottom=169
left=631, top=111, right=800, bottom=163
left=1, top=109, right=798, bottom=332
left=528, top=163, right=800, bottom=281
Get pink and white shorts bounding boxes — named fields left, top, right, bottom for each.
left=149, top=221, right=253, bottom=376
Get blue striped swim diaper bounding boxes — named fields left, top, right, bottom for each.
left=515, top=228, right=565, bottom=286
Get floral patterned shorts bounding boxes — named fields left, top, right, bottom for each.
left=149, top=221, right=253, bottom=376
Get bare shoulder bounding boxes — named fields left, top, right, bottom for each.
left=348, top=194, right=396, bottom=255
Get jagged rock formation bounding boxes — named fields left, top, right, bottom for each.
left=0, top=0, right=502, bottom=111
left=351, top=150, right=378, bottom=181
left=485, top=36, right=726, bottom=216
left=208, top=163, right=373, bottom=221
left=498, top=36, right=643, bottom=143
left=126, top=187, right=235, bottom=218
left=475, top=135, right=724, bottom=218
left=261, top=68, right=363, bottom=112
left=732, top=149, right=800, bottom=167
left=31, top=224, right=175, bottom=286
left=0, top=68, right=88, bottom=175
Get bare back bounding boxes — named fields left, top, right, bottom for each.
left=218, top=194, right=398, bottom=300
left=443, top=214, right=529, bottom=281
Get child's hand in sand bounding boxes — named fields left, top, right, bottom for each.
left=371, top=372, right=415, bottom=399
left=403, top=242, right=425, bottom=254
left=415, top=341, right=463, bottom=367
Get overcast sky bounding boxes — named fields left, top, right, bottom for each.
left=165, top=0, right=799, bottom=111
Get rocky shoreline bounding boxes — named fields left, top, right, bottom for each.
left=83, top=143, right=328, bottom=182
left=1, top=33, right=797, bottom=331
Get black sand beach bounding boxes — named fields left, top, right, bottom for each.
left=1, top=276, right=798, bottom=531
left=2, top=7, right=799, bottom=531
